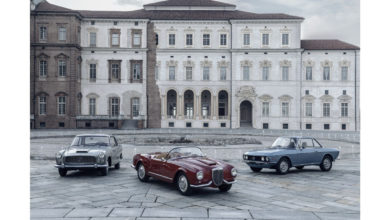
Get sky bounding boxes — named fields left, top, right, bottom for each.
left=44, top=0, right=360, bottom=46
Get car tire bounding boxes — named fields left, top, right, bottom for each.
left=137, top=163, right=149, bottom=182
left=320, top=156, right=333, bottom=171
left=295, top=166, right=304, bottom=170
left=250, top=167, right=262, bottom=172
left=58, top=168, right=67, bottom=177
left=276, top=158, right=290, bottom=175
left=100, top=166, right=109, bottom=176
left=115, top=162, right=120, bottom=169
left=176, top=173, right=192, bottom=196
left=218, top=184, right=232, bottom=192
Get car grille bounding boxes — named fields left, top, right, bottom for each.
left=64, top=156, right=96, bottom=165
left=247, top=155, right=262, bottom=161
left=212, top=168, right=224, bottom=186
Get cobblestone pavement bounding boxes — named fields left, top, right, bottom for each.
left=31, top=151, right=359, bottom=220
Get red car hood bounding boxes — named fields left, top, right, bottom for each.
left=172, top=157, right=230, bottom=171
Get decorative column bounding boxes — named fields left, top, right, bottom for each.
left=178, top=94, right=183, bottom=119
left=212, top=95, right=217, bottom=120
left=161, top=95, right=166, bottom=119
left=195, top=95, right=200, bottom=120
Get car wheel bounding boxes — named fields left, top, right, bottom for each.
left=115, top=162, right=120, bottom=169
left=137, top=163, right=149, bottom=182
left=320, top=156, right=333, bottom=171
left=218, top=184, right=232, bottom=192
left=276, top=158, right=290, bottom=175
left=58, top=168, right=67, bottom=177
left=250, top=167, right=262, bottom=172
left=295, top=166, right=304, bottom=170
left=100, top=166, right=109, bottom=176
left=176, top=173, right=192, bottom=196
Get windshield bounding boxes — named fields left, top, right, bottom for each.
left=271, top=137, right=296, bottom=149
left=168, top=147, right=204, bottom=159
left=71, top=136, right=109, bottom=147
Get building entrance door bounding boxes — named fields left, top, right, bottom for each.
left=240, top=101, right=252, bottom=127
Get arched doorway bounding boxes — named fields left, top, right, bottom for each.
left=240, top=100, right=252, bottom=127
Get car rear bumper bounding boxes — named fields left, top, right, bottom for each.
left=54, top=164, right=108, bottom=169
left=190, top=179, right=236, bottom=188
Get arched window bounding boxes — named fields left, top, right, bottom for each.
left=167, top=90, right=177, bottom=118
left=184, top=90, right=194, bottom=119
left=218, top=90, right=228, bottom=119
left=201, top=90, right=211, bottom=119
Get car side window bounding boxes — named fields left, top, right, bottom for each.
left=110, top=137, right=116, bottom=147
left=113, top=137, right=118, bottom=146
left=299, top=138, right=314, bottom=149
left=313, top=139, right=322, bottom=148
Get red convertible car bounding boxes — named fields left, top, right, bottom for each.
left=131, top=147, right=237, bottom=195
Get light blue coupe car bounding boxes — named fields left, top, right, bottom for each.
left=243, top=137, right=339, bottom=174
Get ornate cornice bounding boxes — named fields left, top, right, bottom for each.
left=279, top=60, right=291, bottom=67
left=166, top=60, right=178, bottom=67
left=338, top=95, right=352, bottom=102
left=259, top=94, right=273, bottom=101
left=303, top=60, right=315, bottom=67
left=200, top=60, right=212, bottom=67
left=321, top=60, right=333, bottom=67
left=320, top=94, right=334, bottom=102
left=236, top=86, right=257, bottom=98
left=302, top=94, right=316, bottom=101
left=260, top=60, right=272, bottom=67
left=279, top=94, right=293, bottom=101
left=217, top=60, right=229, bottom=67
left=241, top=60, right=253, bottom=67
left=183, top=60, right=195, bottom=67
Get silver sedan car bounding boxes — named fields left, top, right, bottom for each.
left=55, top=134, right=123, bottom=177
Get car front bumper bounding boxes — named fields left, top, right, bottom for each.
left=244, top=160, right=277, bottom=168
left=54, top=164, right=108, bottom=169
left=190, top=179, right=236, bottom=188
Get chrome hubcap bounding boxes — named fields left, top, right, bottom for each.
left=138, top=165, right=145, bottom=179
left=280, top=161, right=289, bottom=173
left=323, top=158, right=331, bottom=169
left=178, top=175, right=188, bottom=192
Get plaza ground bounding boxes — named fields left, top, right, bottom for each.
left=30, top=129, right=360, bottom=219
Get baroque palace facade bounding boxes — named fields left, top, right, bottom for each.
left=30, top=0, right=360, bottom=131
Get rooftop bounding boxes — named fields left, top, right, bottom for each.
left=144, top=0, right=236, bottom=7
left=301, top=40, right=360, bottom=50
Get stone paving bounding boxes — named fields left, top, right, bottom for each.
left=31, top=148, right=360, bottom=220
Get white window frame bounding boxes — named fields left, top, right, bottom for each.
left=90, top=32, right=96, bottom=47
left=243, top=33, right=250, bottom=46
left=341, top=103, right=348, bottom=117
left=243, top=66, right=250, bottom=80
left=39, top=60, right=47, bottom=77
left=305, top=102, right=312, bottom=117
left=111, top=63, right=120, bottom=80
left=185, top=66, right=192, bottom=80
left=262, top=33, right=269, bottom=46
left=169, top=66, right=175, bottom=80
left=323, top=103, right=330, bottom=117
left=39, top=96, right=47, bottom=115
left=111, top=33, right=119, bottom=46
left=169, top=34, right=175, bottom=46
left=58, top=96, right=66, bottom=115
left=39, top=26, right=47, bottom=41
left=282, top=102, right=289, bottom=117
left=89, top=98, right=96, bottom=116
left=133, top=33, right=141, bottom=46
left=111, top=97, right=119, bottom=117
left=262, top=102, right=270, bottom=117
left=58, top=60, right=66, bottom=77
left=282, top=66, right=289, bottom=81
left=220, top=34, right=227, bottom=46
left=203, top=66, right=210, bottom=81
left=306, top=66, right=312, bottom=80
left=132, top=98, right=140, bottom=117
left=282, top=33, right=289, bottom=46
left=220, top=66, right=227, bottom=80
left=203, top=34, right=210, bottom=46
left=58, top=27, right=66, bottom=41
left=341, top=66, right=348, bottom=81
left=89, top=64, right=96, bottom=81
left=262, top=66, right=269, bottom=80
left=133, top=63, right=141, bottom=80
left=155, top=66, right=159, bottom=80
left=186, top=34, right=193, bottom=46
left=323, top=66, right=330, bottom=80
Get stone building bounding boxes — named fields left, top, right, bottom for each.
left=30, top=0, right=360, bottom=131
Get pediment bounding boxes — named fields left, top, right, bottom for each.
left=166, top=60, right=178, bottom=66
left=320, top=94, right=334, bottom=102
left=54, top=53, right=69, bottom=59
left=259, top=94, right=273, bottom=101
left=321, top=60, right=333, bottom=67
left=55, top=91, right=68, bottom=96
left=37, top=53, right=50, bottom=59
left=201, top=60, right=212, bottom=67
left=218, top=60, right=229, bottom=67
left=36, top=91, right=49, bottom=97
left=279, top=60, right=291, bottom=67
left=241, top=60, right=253, bottom=67
left=183, top=60, right=195, bottom=67
left=338, top=95, right=352, bottom=101
left=339, top=60, right=351, bottom=67
left=86, top=93, right=100, bottom=99
left=279, top=95, right=293, bottom=101
left=260, top=60, right=272, bottom=67
left=302, top=94, right=316, bottom=101
left=303, top=60, right=315, bottom=67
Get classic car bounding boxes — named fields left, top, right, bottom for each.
left=54, top=134, right=123, bottom=177
left=132, top=147, right=237, bottom=195
left=243, top=136, right=339, bottom=174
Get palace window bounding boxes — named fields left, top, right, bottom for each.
left=111, top=33, right=119, bottom=46
left=243, top=34, right=250, bottom=46
left=111, top=63, right=120, bottom=81
left=283, top=123, right=289, bottom=129
left=262, top=33, right=269, bottom=46
left=306, top=66, right=312, bottom=80
left=323, top=103, right=330, bottom=117
left=39, top=26, right=47, bottom=41
left=133, top=33, right=141, bottom=47
left=341, top=103, right=348, bottom=117
left=220, top=66, right=227, bottom=80
left=132, top=62, right=141, bottom=81
left=132, top=98, right=140, bottom=117
left=305, top=103, right=313, bottom=117
left=89, top=98, right=96, bottom=116
left=186, top=34, right=193, bottom=46
left=90, top=32, right=96, bottom=47
left=110, top=97, right=119, bottom=117
left=169, top=34, right=175, bottom=45
left=220, top=34, right=227, bottom=46
left=262, top=102, right=270, bottom=117
left=243, top=66, right=250, bottom=80
left=203, top=34, right=210, bottom=46
left=282, top=102, right=289, bottom=117
left=282, top=33, right=289, bottom=46
left=218, top=90, right=228, bottom=117
left=169, top=66, right=175, bottom=80
left=89, top=64, right=96, bottom=81
left=39, top=60, right=47, bottom=77
left=186, top=66, right=192, bottom=80
left=341, top=66, right=348, bottom=81
left=342, top=124, right=347, bottom=130
left=323, top=66, right=330, bottom=80
left=58, top=27, right=66, bottom=41
left=262, top=66, right=269, bottom=80
left=306, top=124, right=312, bottom=130
left=58, top=96, right=66, bottom=115
left=324, top=124, right=330, bottom=130
left=39, top=96, right=47, bottom=115
left=203, top=67, right=210, bottom=80
left=58, top=60, right=67, bottom=77
left=282, top=66, right=289, bottom=81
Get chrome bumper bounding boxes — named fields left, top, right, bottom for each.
left=190, top=179, right=236, bottom=188
left=131, top=164, right=135, bottom=169
left=54, top=164, right=108, bottom=169
left=243, top=159, right=273, bottom=165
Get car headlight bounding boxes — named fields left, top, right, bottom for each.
left=196, top=171, right=204, bottom=180
left=56, top=153, right=62, bottom=159
left=231, top=168, right=237, bottom=177
left=265, top=157, right=270, bottom=162
left=98, top=152, right=105, bottom=159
